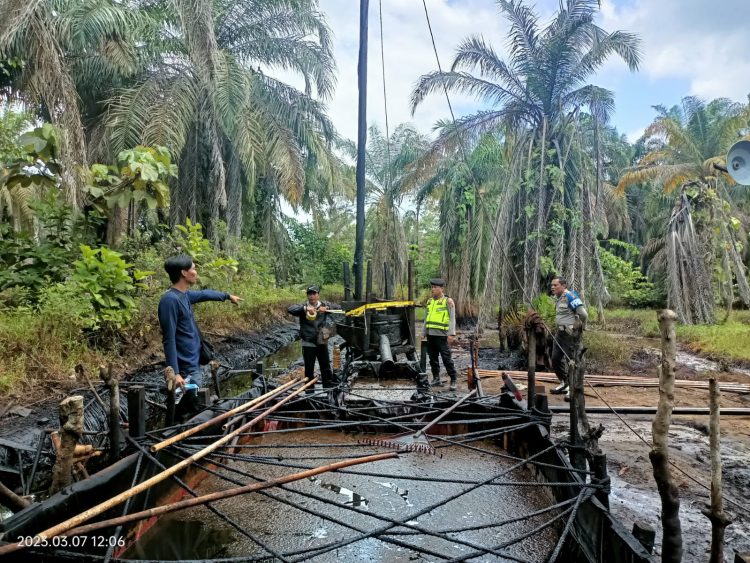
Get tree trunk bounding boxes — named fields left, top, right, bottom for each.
left=650, top=309, right=682, bottom=562
left=702, top=378, right=731, bottom=563
left=49, top=395, right=84, bottom=495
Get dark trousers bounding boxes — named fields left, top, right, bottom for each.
left=303, top=344, right=334, bottom=387
left=427, top=335, right=457, bottom=382
left=551, top=329, right=579, bottom=384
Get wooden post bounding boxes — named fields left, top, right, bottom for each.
left=99, top=365, right=120, bottom=464
left=255, top=361, right=264, bottom=376
left=650, top=309, right=682, bottom=563
left=702, top=378, right=731, bottom=563
left=527, top=327, right=536, bottom=412
left=127, top=386, right=146, bottom=438
left=165, top=367, right=176, bottom=427
left=383, top=262, right=392, bottom=299
left=420, top=339, right=428, bottom=373
left=210, top=360, right=222, bottom=397
left=49, top=395, right=84, bottom=494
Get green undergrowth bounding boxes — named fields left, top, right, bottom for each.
left=593, top=308, right=750, bottom=365
left=0, top=279, right=344, bottom=401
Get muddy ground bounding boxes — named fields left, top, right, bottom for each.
left=2, top=319, right=749, bottom=561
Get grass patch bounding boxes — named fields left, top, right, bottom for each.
left=583, top=330, right=635, bottom=372
left=594, top=308, right=750, bottom=364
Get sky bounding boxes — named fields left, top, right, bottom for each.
left=303, top=0, right=750, bottom=143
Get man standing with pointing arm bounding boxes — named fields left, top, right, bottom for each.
left=158, top=255, right=242, bottom=401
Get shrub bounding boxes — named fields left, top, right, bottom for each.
left=71, top=245, right=152, bottom=331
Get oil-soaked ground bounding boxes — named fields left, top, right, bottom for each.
left=129, top=430, right=560, bottom=562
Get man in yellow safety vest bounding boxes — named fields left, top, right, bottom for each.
left=424, top=278, right=458, bottom=391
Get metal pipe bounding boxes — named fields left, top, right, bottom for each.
left=353, top=0, right=369, bottom=301
left=378, top=334, right=395, bottom=376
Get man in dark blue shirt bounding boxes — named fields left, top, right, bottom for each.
left=158, top=255, right=241, bottom=392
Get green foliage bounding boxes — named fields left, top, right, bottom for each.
left=71, top=245, right=152, bottom=330
left=286, top=218, right=352, bottom=285
left=599, top=240, right=662, bottom=308
left=87, top=145, right=176, bottom=213
left=531, top=294, right=556, bottom=326
left=173, top=219, right=238, bottom=283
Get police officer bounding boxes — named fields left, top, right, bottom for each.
left=424, top=278, right=458, bottom=391
left=550, top=277, right=588, bottom=401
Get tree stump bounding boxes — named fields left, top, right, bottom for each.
left=49, top=395, right=84, bottom=494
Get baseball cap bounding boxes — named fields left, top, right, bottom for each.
left=306, top=285, right=320, bottom=294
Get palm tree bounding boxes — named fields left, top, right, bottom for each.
left=618, top=97, right=750, bottom=323
left=411, top=0, right=641, bottom=307
left=341, top=124, right=428, bottom=293
left=106, top=0, right=337, bottom=241
left=0, top=0, right=146, bottom=210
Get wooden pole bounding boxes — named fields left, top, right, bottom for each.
left=210, top=360, right=222, bottom=397
left=702, top=378, right=731, bottom=563
left=165, top=367, right=176, bottom=427
left=151, top=377, right=302, bottom=452
left=61, top=452, right=396, bottom=539
left=15, top=378, right=319, bottom=547
left=49, top=395, right=84, bottom=495
left=343, top=261, right=352, bottom=301
left=527, top=327, right=536, bottom=412
left=407, top=260, right=416, bottom=349
left=650, top=309, right=682, bottom=563
left=99, top=365, right=120, bottom=464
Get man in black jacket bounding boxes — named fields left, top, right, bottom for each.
left=287, top=285, right=335, bottom=388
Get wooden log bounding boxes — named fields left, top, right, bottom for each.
left=702, top=378, right=732, bottom=563
left=62, top=452, right=397, bottom=538
left=2, top=377, right=319, bottom=550
left=465, top=368, right=750, bottom=393
left=151, top=377, right=302, bottom=452
left=0, top=479, right=30, bottom=512
left=649, top=309, right=682, bottom=563
left=99, top=365, right=120, bottom=464
left=49, top=396, right=84, bottom=495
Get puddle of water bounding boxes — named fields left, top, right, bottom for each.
left=223, top=339, right=302, bottom=397
left=376, top=481, right=414, bottom=506
left=308, top=476, right=369, bottom=508
left=643, top=347, right=750, bottom=378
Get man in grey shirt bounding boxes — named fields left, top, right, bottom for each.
left=550, top=277, right=588, bottom=400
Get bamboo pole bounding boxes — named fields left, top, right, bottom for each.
left=151, top=377, right=303, bottom=452
left=6, top=377, right=318, bottom=548
left=49, top=396, right=84, bottom=495
left=650, top=309, right=682, bottom=563
left=165, top=367, right=176, bottom=426
left=61, top=452, right=397, bottom=538
left=702, top=378, right=732, bottom=563
left=0, top=479, right=29, bottom=512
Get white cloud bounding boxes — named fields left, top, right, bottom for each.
left=599, top=0, right=750, bottom=101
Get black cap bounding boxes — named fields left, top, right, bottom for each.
left=429, top=278, right=445, bottom=287
left=306, top=285, right=320, bottom=294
